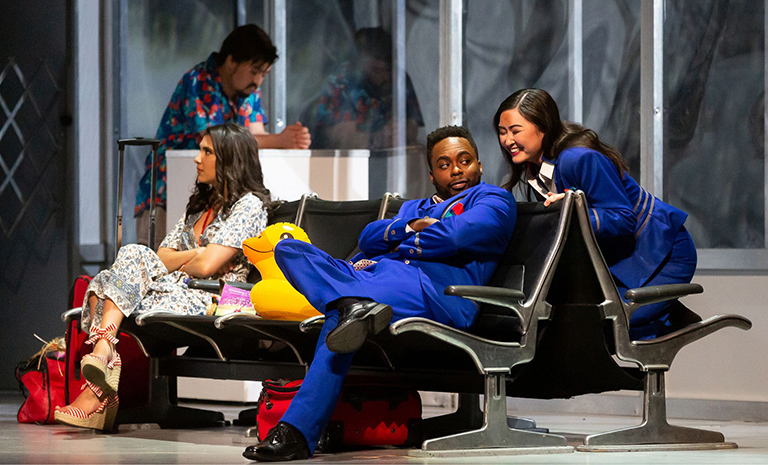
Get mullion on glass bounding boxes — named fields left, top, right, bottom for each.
left=568, top=0, right=583, bottom=124
left=439, top=0, right=462, bottom=127
left=266, top=0, right=286, bottom=134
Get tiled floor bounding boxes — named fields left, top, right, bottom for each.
left=3, top=392, right=767, bottom=464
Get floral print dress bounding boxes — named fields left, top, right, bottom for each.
left=82, top=193, right=267, bottom=329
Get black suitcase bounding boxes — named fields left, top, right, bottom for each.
left=116, top=138, right=161, bottom=251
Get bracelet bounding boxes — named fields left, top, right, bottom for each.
left=179, top=259, right=191, bottom=273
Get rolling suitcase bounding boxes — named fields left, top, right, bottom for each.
left=64, top=138, right=161, bottom=410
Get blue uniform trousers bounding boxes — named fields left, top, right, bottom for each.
left=274, top=239, right=438, bottom=453
left=621, top=226, right=698, bottom=340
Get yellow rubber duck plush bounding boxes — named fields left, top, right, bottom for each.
left=242, top=223, right=321, bottom=321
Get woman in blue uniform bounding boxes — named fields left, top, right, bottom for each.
left=493, top=88, right=699, bottom=340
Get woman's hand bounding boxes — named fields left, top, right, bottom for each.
left=544, top=192, right=565, bottom=207
left=179, top=243, right=239, bottom=278
left=158, top=247, right=204, bottom=273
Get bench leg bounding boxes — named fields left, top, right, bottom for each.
left=420, top=373, right=569, bottom=451
left=422, top=393, right=545, bottom=436
left=421, top=393, right=482, bottom=440
left=581, top=371, right=733, bottom=450
left=116, top=360, right=226, bottom=429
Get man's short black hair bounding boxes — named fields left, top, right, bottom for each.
left=354, top=27, right=392, bottom=64
left=425, top=126, right=479, bottom=169
left=216, top=24, right=278, bottom=67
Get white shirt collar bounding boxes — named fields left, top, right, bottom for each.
left=525, top=161, right=557, bottom=199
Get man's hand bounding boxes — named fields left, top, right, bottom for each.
left=409, top=218, right=439, bottom=232
left=544, top=192, right=565, bottom=207
left=277, top=122, right=311, bottom=149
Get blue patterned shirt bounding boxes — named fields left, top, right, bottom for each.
left=135, top=53, right=267, bottom=215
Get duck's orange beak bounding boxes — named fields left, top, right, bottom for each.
left=242, top=235, right=273, bottom=264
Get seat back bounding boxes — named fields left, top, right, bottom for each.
left=298, top=197, right=385, bottom=260
left=506, top=191, right=644, bottom=399
left=247, top=196, right=400, bottom=283
left=267, top=199, right=302, bottom=225
left=380, top=192, right=406, bottom=220
left=242, top=200, right=303, bottom=282
left=471, top=201, right=565, bottom=340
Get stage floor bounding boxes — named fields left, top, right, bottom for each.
left=3, top=391, right=767, bottom=464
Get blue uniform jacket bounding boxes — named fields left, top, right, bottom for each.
left=548, top=147, right=689, bottom=289
left=350, top=182, right=517, bottom=328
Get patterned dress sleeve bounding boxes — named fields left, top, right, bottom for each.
left=159, top=215, right=187, bottom=250
left=210, top=194, right=268, bottom=249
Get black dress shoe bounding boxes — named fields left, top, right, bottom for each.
left=243, top=421, right=310, bottom=462
left=325, top=299, right=393, bottom=353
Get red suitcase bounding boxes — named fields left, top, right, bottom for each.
left=319, top=384, right=422, bottom=451
left=65, top=275, right=151, bottom=410
left=64, top=138, right=161, bottom=409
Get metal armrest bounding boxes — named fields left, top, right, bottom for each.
left=624, top=283, right=703, bottom=306
left=637, top=314, right=752, bottom=347
left=134, top=310, right=180, bottom=326
left=390, top=317, right=526, bottom=374
left=213, top=312, right=262, bottom=329
left=187, top=279, right=253, bottom=292
left=62, top=307, right=83, bottom=323
left=214, top=312, right=312, bottom=365
left=445, top=285, right=526, bottom=321
left=299, top=315, right=325, bottom=333
left=618, top=314, right=752, bottom=370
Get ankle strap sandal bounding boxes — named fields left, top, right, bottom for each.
left=82, top=323, right=122, bottom=396
left=86, top=324, right=120, bottom=347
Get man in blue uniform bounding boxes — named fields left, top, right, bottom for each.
left=243, top=126, right=517, bottom=462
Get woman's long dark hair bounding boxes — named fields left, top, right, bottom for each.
left=493, top=88, right=628, bottom=190
left=185, top=123, right=272, bottom=219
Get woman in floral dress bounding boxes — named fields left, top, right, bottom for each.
left=55, top=123, right=271, bottom=431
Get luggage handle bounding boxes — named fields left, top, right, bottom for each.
left=116, top=138, right=161, bottom=256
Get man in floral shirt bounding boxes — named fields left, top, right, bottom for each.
left=302, top=27, right=423, bottom=150
left=135, top=24, right=311, bottom=246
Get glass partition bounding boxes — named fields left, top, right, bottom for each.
left=463, top=0, right=571, bottom=191
left=284, top=0, right=435, bottom=199
left=582, top=0, right=641, bottom=178
left=122, top=0, right=234, bottom=244
left=663, top=0, right=765, bottom=249
left=112, top=0, right=767, bottom=269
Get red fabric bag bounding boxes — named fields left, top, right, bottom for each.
left=255, top=379, right=304, bottom=441
left=15, top=349, right=66, bottom=424
left=253, top=379, right=422, bottom=450
left=321, top=384, right=422, bottom=449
